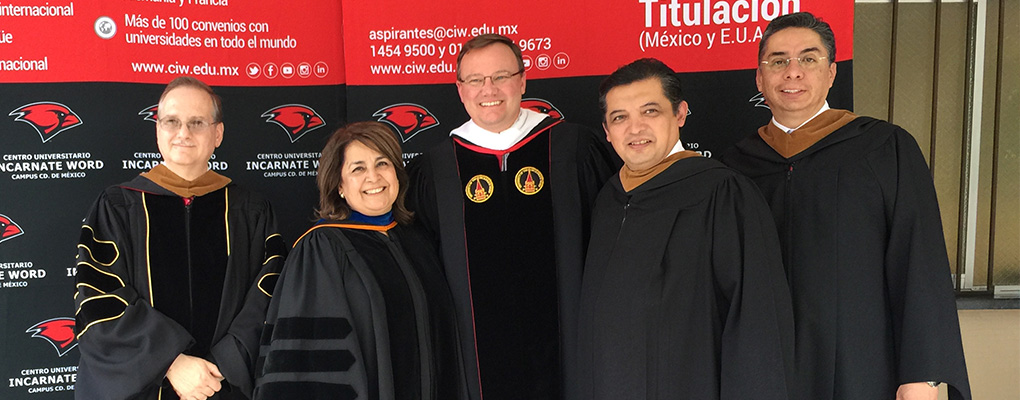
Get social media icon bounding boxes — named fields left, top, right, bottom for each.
left=314, top=62, right=328, bottom=78
left=264, top=62, right=278, bottom=79
left=246, top=63, right=261, bottom=78
left=553, top=52, right=570, bottom=70
left=298, top=62, right=311, bottom=78
left=536, top=54, right=551, bottom=70
left=281, top=63, right=295, bottom=78
left=522, top=56, right=533, bottom=71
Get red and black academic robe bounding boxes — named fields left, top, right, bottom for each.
left=74, top=171, right=286, bottom=399
left=578, top=155, right=795, bottom=400
left=721, top=116, right=972, bottom=399
left=407, top=117, right=616, bottom=400
left=253, top=221, right=467, bottom=400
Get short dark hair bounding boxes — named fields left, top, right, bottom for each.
left=598, top=58, right=684, bottom=121
left=158, top=76, right=223, bottom=123
left=456, top=34, right=524, bottom=80
left=315, top=121, right=413, bottom=225
left=758, top=12, right=836, bottom=64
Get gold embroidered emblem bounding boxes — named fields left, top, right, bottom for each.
left=465, top=175, right=494, bottom=203
left=515, top=166, right=544, bottom=195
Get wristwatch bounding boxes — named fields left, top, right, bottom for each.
left=926, top=381, right=940, bottom=388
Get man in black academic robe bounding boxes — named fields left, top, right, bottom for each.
left=721, top=12, right=970, bottom=400
left=577, top=58, right=795, bottom=400
left=74, top=77, right=286, bottom=400
left=406, top=34, right=615, bottom=400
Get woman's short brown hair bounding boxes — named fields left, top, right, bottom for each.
left=315, top=121, right=413, bottom=224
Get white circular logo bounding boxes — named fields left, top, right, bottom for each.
left=94, top=16, right=116, bottom=40
left=246, top=62, right=261, bottom=78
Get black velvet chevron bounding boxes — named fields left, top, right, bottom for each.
left=76, top=262, right=124, bottom=294
left=257, top=382, right=357, bottom=400
left=263, top=349, right=356, bottom=374
left=272, top=317, right=353, bottom=340
left=79, top=226, right=119, bottom=265
left=76, top=296, right=127, bottom=335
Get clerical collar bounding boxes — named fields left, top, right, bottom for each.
left=347, top=211, right=394, bottom=226
left=772, top=102, right=830, bottom=134
left=450, top=108, right=547, bottom=151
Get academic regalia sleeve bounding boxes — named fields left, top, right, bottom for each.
left=575, top=125, right=620, bottom=240
left=711, top=175, right=796, bottom=400
left=253, top=229, right=378, bottom=400
left=209, top=198, right=289, bottom=399
left=74, top=189, right=194, bottom=400
left=394, top=225, right=471, bottom=400
left=869, top=128, right=971, bottom=399
left=405, top=153, right=442, bottom=252
left=576, top=124, right=619, bottom=202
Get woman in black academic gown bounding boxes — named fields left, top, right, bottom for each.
left=253, top=122, right=467, bottom=400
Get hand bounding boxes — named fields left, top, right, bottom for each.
left=896, top=382, right=938, bottom=400
left=166, top=354, right=224, bottom=400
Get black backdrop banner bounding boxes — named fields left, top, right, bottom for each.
left=1, top=0, right=851, bottom=398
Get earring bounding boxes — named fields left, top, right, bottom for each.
left=340, top=192, right=345, bottom=199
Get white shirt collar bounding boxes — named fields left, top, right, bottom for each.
left=666, top=137, right=686, bottom=156
left=450, top=108, right=548, bottom=151
left=772, top=101, right=830, bottom=134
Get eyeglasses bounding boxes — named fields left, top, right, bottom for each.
left=158, top=117, right=217, bottom=133
left=458, top=70, right=523, bottom=87
left=760, top=55, right=829, bottom=71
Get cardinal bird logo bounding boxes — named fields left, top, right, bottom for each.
left=262, top=104, right=326, bottom=143
left=521, top=98, right=564, bottom=120
left=749, top=92, right=769, bottom=109
left=26, top=318, right=78, bottom=357
left=9, top=102, right=83, bottom=143
left=138, top=104, right=159, bottom=122
left=0, top=214, right=25, bottom=244
left=373, top=103, right=439, bottom=143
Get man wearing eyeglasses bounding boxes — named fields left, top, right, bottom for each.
left=74, top=76, right=286, bottom=400
left=407, top=34, right=616, bottom=400
left=721, top=12, right=971, bottom=400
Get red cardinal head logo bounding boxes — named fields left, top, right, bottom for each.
left=262, top=104, right=326, bottom=143
left=138, top=104, right=159, bottom=122
left=373, top=103, right=439, bottom=143
left=0, top=214, right=25, bottom=244
left=521, top=98, right=563, bottom=120
left=26, top=318, right=78, bottom=357
left=9, top=102, right=83, bottom=143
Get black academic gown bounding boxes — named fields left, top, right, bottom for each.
left=722, top=117, right=971, bottom=399
left=578, top=156, right=795, bottom=400
left=74, top=175, right=287, bottom=400
left=406, top=117, right=616, bottom=400
left=253, top=221, right=467, bottom=400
